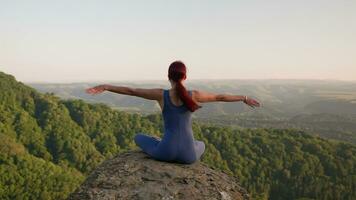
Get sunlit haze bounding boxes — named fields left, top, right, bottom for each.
left=1, top=0, right=355, bottom=83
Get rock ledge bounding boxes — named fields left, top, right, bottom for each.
left=68, top=150, right=249, bottom=200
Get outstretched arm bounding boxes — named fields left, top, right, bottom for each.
left=85, top=84, right=163, bottom=101
left=192, top=90, right=260, bottom=108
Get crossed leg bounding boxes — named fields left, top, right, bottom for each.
left=135, top=133, right=205, bottom=163
left=134, top=133, right=160, bottom=156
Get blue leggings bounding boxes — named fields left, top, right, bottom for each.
left=134, top=133, right=205, bottom=164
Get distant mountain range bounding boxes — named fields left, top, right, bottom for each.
left=28, top=79, right=356, bottom=117
left=29, top=79, right=356, bottom=144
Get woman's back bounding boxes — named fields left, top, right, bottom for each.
left=162, top=89, right=192, bottom=136
left=134, top=89, right=205, bottom=164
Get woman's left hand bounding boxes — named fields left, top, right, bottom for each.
left=85, top=84, right=108, bottom=95
left=244, top=97, right=260, bottom=108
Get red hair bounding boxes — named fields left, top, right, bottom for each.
left=168, top=61, right=201, bottom=112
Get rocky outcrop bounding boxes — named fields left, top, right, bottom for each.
left=68, top=150, right=249, bottom=200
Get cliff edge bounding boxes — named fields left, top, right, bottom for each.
left=68, top=150, right=249, bottom=200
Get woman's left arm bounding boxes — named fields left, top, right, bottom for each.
left=86, top=84, right=163, bottom=101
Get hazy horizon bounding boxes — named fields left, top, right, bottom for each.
left=1, top=1, right=355, bottom=83
left=24, top=77, right=356, bottom=84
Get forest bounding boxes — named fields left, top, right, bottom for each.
left=1, top=71, right=355, bottom=200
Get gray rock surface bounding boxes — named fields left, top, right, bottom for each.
left=68, top=150, right=249, bottom=200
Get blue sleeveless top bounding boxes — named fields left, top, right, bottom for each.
left=157, top=89, right=199, bottom=163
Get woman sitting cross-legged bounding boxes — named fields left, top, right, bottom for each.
left=86, top=61, right=260, bottom=164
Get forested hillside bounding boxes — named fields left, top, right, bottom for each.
left=1, top=71, right=355, bottom=200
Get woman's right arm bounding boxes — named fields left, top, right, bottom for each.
left=192, top=90, right=260, bottom=108
left=85, top=84, right=163, bottom=101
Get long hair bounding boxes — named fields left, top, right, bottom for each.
left=168, top=61, right=201, bottom=112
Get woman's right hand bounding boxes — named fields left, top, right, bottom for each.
left=85, top=84, right=109, bottom=95
left=243, top=96, right=260, bottom=108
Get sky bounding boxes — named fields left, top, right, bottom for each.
left=0, top=0, right=355, bottom=83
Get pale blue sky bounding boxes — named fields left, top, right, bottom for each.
left=0, top=0, right=355, bottom=82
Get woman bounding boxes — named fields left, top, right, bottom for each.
left=86, top=61, right=260, bottom=164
